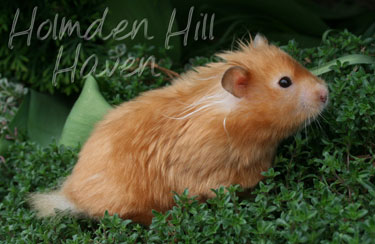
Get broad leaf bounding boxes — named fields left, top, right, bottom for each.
left=27, top=90, right=71, bottom=145
left=0, top=90, right=71, bottom=154
left=0, top=93, right=30, bottom=155
left=59, top=75, right=112, bottom=147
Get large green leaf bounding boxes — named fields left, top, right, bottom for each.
left=0, top=139, right=12, bottom=155
left=27, top=90, right=71, bottom=145
left=59, top=76, right=112, bottom=147
left=0, top=90, right=71, bottom=154
left=8, top=92, right=31, bottom=134
left=0, top=93, right=30, bottom=154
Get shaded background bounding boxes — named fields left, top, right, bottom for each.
left=1, top=0, right=375, bottom=95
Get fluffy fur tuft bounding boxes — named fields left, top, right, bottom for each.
left=29, top=191, right=79, bottom=218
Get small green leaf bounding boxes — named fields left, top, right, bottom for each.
left=310, top=54, right=375, bottom=76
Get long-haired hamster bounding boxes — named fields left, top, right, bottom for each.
left=30, top=34, right=328, bottom=225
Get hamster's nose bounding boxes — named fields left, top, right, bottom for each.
left=319, top=89, right=328, bottom=104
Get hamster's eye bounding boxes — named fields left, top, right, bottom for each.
left=278, top=77, right=292, bottom=88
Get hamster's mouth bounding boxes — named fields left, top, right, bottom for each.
left=298, top=82, right=329, bottom=127
left=301, top=102, right=327, bottom=128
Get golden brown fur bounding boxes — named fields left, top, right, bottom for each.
left=30, top=35, right=328, bottom=225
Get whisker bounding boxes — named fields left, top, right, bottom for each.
left=163, top=88, right=237, bottom=120
left=172, top=93, right=225, bottom=117
left=319, top=113, right=329, bottom=123
left=163, top=103, right=217, bottom=120
left=223, top=116, right=230, bottom=139
left=196, top=75, right=220, bottom=81
left=315, top=114, right=323, bottom=130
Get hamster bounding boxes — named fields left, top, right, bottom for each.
left=30, top=34, right=328, bottom=225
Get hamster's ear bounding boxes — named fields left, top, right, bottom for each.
left=253, top=33, right=268, bottom=47
left=221, top=66, right=249, bottom=98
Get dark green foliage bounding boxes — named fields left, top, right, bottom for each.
left=0, top=0, right=107, bottom=95
left=1, top=31, right=375, bottom=243
left=96, top=44, right=174, bottom=105
left=3, top=0, right=375, bottom=97
left=97, top=44, right=222, bottom=106
left=285, top=30, right=374, bottom=69
left=170, top=0, right=375, bottom=59
left=283, top=31, right=375, bottom=155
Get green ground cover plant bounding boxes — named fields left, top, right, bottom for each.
left=0, top=31, right=374, bottom=243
